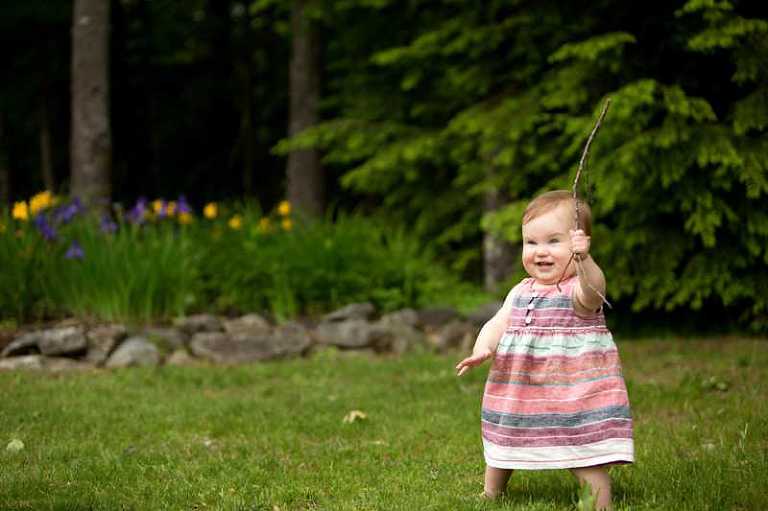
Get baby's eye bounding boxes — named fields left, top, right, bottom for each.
left=548, top=238, right=560, bottom=244
left=525, top=240, right=536, bottom=245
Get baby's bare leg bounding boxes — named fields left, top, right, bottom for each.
left=483, top=466, right=513, bottom=498
left=569, top=465, right=612, bottom=510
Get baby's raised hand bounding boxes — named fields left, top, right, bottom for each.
left=455, top=348, right=494, bottom=376
left=570, top=229, right=590, bottom=259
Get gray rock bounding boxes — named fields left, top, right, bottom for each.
left=416, top=307, right=460, bottom=331
left=314, top=319, right=376, bottom=349
left=165, top=349, right=196, bottom=366
left=44, top=357, right=94, bottom=372
left=173, top=314, right=223, bottom=334
left=271, top=322, right=313, bottom=357
left=38, top=327, right=88, bottom=356
left=337, top=348, right=378, bottom=358
left=189, top=331, right=299, bottom=364
left=86, top=324, right=128, bottom=365
left=0, top=355, right=44, bottom=371
left=105, top=337, right=161, bottom=368
left=428, top=320, right=477, bottom=352
left=371, top=320, right=425, bottom=355
left=380, top=309, right=419, bottom=328
left=1, top=332, right=43, bottom=357
left=143, top=327, right=187, bottom=351
left=323, top=303, right=376, bottom=322
left=466, top=302, right=503, bottom=326
left=188, top=332, right=229, bottom=362
left=223, top=313, right=272, bottom=336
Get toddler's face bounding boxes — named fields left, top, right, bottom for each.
left=521, top=203, right=575, bottom=285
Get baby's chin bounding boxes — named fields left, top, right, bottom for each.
left=528, top=266, right=577, bottom=285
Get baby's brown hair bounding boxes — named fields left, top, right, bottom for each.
left=522, top=190, right=592, bottom=236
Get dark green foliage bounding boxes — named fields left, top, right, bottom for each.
left=3, top=0, right=767, bottom=331
left=0, top=218, right=48, bottom=321
left=277, top=0, right=768, bottom=331
left=0, top=206, right=483, bottom=324
left=195, top=213, right=483, bottom=320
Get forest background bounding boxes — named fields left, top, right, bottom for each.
left=1, top=0, right=767, bottom=334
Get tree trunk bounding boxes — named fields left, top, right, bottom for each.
left=70, top=0, right=112, bottom=207
left=0, top=112, right=9, bottom=206
left=483, top=172, right=517, bottom=293
left=286, top=0, right=324, bottom=217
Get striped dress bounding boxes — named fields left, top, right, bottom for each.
left=481, top=275, right=634, bottom=470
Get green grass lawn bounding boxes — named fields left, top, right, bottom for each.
left=1, top=338, right=766, bottom=510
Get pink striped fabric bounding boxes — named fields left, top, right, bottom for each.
left=481, top=276, right=634, bottom=469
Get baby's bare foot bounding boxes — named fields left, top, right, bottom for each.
left=479, top=490, right=503, bottom=500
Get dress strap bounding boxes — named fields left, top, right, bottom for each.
left=555, top=275, right=580, bottom=296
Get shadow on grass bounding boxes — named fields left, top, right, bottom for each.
left=493, top=472, right=633, bottom=510
left=498, top=480, right=575, bottom=509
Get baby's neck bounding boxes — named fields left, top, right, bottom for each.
left=529, top=276, right=572, bottom=291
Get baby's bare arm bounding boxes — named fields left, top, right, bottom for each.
left=456, top=288, right=516, bottom=376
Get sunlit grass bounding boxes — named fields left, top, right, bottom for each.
left=1, top=338, right=766, bottom=510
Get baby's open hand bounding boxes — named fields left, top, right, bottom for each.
left=455, top=348, right=494, bottom=376
left=570, top=229, right=590, bottom=259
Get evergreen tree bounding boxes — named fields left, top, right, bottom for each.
left=277, top=0, right=768, bottom=330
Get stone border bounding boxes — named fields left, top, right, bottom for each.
left=0, top=302, right=500, bottom=371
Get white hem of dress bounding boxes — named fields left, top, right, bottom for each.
left=484, top=452, right=634, bottom=470
left=483, top=438, right=634, bottom=470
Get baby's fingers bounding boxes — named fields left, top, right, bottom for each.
left=455, top=357, right=475, bottom=376
left=455, top=352, right=490, bottom=376
left=455, top=357, right=472, bottom=370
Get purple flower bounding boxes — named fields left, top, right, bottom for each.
left=126, top=197, right=148, bottom=224
left=53, top=198, right=85, bottom=225
left=64, top=240, right=85, bottom=260
left=100, top=215, right=118, bottom=234
left=177, top=195, right=192, bottom=215
left=33, top=213, right=58, bottom=241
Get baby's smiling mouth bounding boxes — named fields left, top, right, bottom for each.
left=535, top=261, right=554, bottom=268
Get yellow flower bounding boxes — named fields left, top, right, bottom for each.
left=277, top=200, right=291, bottom=216
left=228, top=215, right=243, bottom=230
left=203, top=203, right=218, bottom=219
left=29, top=191, right=55, bottom=215
left=281, top=218, right=293, bottom=231
left=257, top=217, right=271, bottom=233
left=152, top=199, right=164, bottom=214
left=12, top=201, right=29, bottom=221
left=178, top=212, right=193, bottom=225
left=166, top=201, right=177, bottom=216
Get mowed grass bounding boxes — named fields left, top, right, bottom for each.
left=1, top=338, right=766, bottom=510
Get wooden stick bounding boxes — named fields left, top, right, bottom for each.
left=558, top=97, right=613, bottom=308
left=573, top=97, right=611, bottom=234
